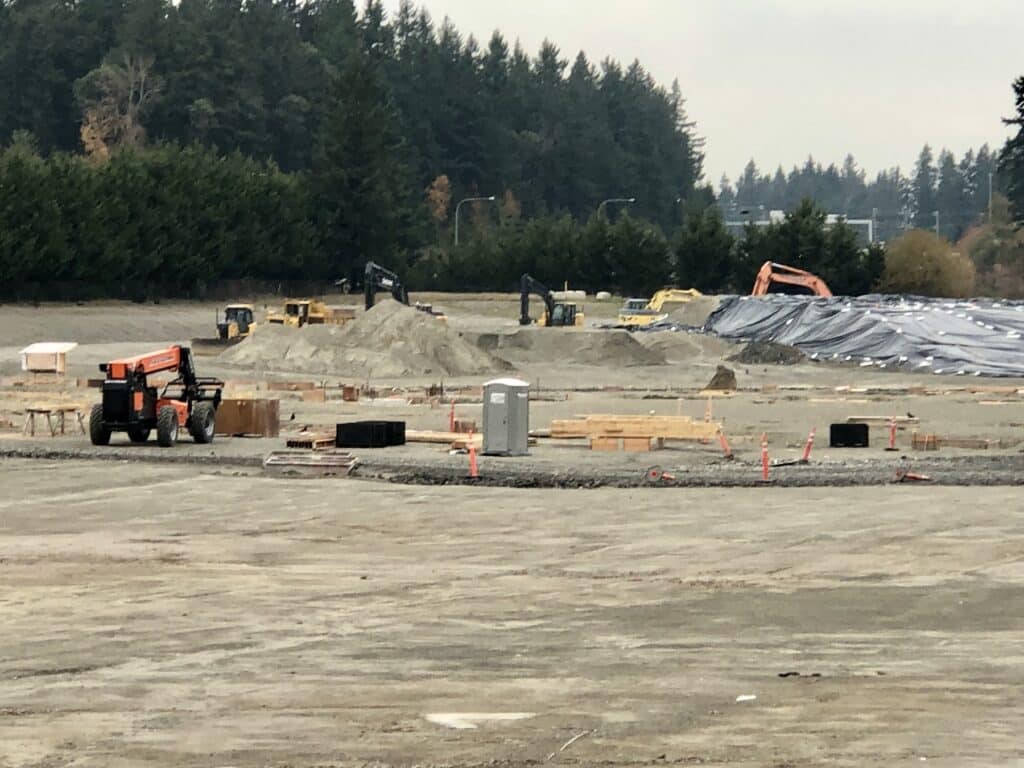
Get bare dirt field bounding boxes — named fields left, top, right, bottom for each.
left=1, top=461, right=1023, bottom=767
left=1, top=295, right=1022, bottom=766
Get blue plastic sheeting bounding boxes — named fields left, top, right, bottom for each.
left=699, top=294, right=1024, bottom=377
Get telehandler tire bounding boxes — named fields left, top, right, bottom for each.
left=89, top=403, right=111, bottom=446
left=189, top=401, right=216, bottom=444
left=156, top=406, right=179, bottom=447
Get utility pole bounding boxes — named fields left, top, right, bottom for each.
left=870, top=207, right=878, bottom=244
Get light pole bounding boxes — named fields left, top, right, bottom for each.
left=454, top=195, right=496, bottom=246
left=598, top=197, right=636, bottom=216
left=989, top=172, right=994, bottom=220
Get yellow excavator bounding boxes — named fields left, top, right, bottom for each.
left=617, top=288, right=702, bottom=326
left=520, top=274, right=584, bottom=327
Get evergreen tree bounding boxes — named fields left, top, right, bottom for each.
left=312, top=48, right=418, bottom=283
left=999, top=76, right=1024, bottom=222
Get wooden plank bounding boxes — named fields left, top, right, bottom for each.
left=552, top=415, right=720, bottom=441
left=846, top=415, right=919, bottom=425
left=286, top=433, right=335, bottom=450
left=407, top=429, right=469, bottom=444
left=621, top=437, right=655, bottom=452
left=591, top=436, right=620, bottom=451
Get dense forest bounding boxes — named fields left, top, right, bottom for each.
left=0, top=0, right=1022, bottom=299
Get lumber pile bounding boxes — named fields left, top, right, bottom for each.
left=551, top=414, right=721, bottom=452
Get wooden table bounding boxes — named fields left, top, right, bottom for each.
left=23, top=404, right=87, bottom=437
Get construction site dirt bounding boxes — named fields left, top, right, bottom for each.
left=1, top=295, right=1023, bottom=766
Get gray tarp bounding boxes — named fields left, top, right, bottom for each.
left=691, top=295, right=1024, bottom=377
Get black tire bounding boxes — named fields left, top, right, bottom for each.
left=156, top=405, right=179, bottom=447
left=89, top=403, right=110, bottom=446
left=127, top=426, right=150, bottom=443
left=189, top=401, right=216, bottom=444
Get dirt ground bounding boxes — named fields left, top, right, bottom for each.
left=1, top=296, right=1022, bottom=766
left=1, top=460, right=1023, bottom=767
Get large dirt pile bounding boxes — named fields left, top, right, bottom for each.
left=221, top=300, right=509, bottom=378
left=472, top=328, right=666, bottom=367
left=665, top=295, right=723, bottom=328
left=637, top=330, right=737, bottom=363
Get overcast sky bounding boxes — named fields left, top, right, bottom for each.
left=379, top=0, right=1022, bottom=186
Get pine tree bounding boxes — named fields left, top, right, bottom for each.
left=999, top=77, right=1024, bottom=222
left=312, top=47, right=418, bottom=284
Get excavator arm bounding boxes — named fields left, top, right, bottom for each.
left=751, top=262, right=833, bottom=297
left=519, top=274, right=556, bottom=325
left=364, top=261, right=410, bottom=310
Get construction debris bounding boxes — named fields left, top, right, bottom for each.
left=262, top=450, right=358, bottom=477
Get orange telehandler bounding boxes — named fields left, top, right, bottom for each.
left=90, top=345, right=224, bottom=447
left=751, top=261, right=833, bottom=297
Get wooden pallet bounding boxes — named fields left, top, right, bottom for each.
left=285, top=432, right=336, bottom=451
left=263, top=450, right=358, bottom=476
left=551, top=415, right=721, bottom=451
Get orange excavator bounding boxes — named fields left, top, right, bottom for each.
left=751, top=261, right=833, bottom=297
left=90, top=345, right=223, bottom=447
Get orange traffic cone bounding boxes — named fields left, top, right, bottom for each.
left=468, top=433, right=479, bottom=479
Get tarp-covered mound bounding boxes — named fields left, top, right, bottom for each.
left=222, top=299, right=510, bottom=377
left=703, top=294, right=1024, bottom=377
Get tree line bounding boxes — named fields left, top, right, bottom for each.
left=1, top=0, right=1023, bottom=299
left=719, top=144, right=1000, bottom=244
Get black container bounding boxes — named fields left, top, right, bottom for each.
left=336, top=420, right=406, bottom=448
left=830, top=422, right=869, bottom=448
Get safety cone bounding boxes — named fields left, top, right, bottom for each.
left=760, top=432, right=770, bottom=482
left=801, top=427, right=816, bottom=463
left=717, top=430, right=734, bottom=460
left=885, top=416, right=898, bottom=451
left=467, top=433, right=479, bottom=479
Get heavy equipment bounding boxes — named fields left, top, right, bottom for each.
left=218, top=303, right=257, bottom=341
left=617, top=287, right=703, bottom=326
left=90, top=345, right=224, bottom=447
left=267, top=299, right=355, bottom=327
left=364, top=261, right=446, bottom=320
left=191, top=303, right=258, bottom=355
left=751, top=262, right=833, bottom=297
left=519, top=274, right=584, bottom=327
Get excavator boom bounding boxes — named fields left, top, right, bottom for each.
left=751, top=261, right=833, bottom=297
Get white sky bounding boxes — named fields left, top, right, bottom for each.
left=379, top=0, right=1023, bottom=185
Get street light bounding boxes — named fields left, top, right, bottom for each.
left=598, top=197, right=636, bottom=216
left=454, top=196, right=496, bottom=245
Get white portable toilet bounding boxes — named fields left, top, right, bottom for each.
left=482, top=377, right=530, bottom=456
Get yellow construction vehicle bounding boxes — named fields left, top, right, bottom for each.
left=218, top=303, right=257, bottom=340
left=267, top=299, right=355, bottom=327
left=520, top=274, right=584, bottom=327
left=191, top=303, right=257, bottom=355
left=617, top=288, right=702, bottom=326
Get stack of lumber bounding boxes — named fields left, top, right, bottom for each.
left=551, top=414, right=721, bottom=452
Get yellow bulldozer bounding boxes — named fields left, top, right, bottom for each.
left=617, top=288, right=702, bottom=327
left=191, top=303, right=259, bottom=355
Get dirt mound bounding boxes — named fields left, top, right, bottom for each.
left=728, top=340, right=805, bottom=365
left=637, top=330, right=737, bottom=363
left=705, top=364, right=737, bottom=391
left=473, top=328, right=666, bottom=367
left=221, top=300, right=509, bottom=378
left=665, top=295, right=723, bottom=328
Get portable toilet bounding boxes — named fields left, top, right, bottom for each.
left=482, top=377, right=530, bottom=456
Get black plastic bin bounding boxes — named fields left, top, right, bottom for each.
left=336, top=420, right=406, bottom=448
left=830, top=422, right=869, bottom=448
